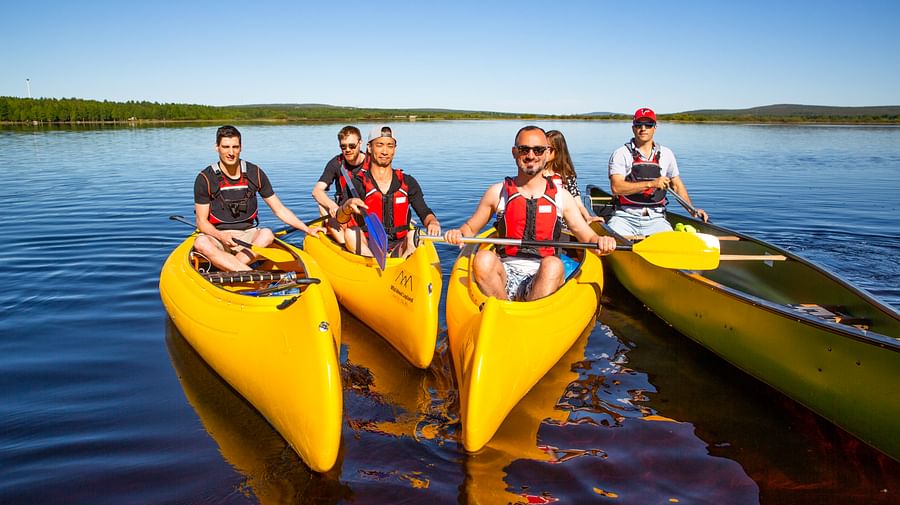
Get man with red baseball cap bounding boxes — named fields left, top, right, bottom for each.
left=606, top=107, right=708, bottom=237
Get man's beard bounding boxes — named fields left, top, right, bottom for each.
left=521, top=165, right=542, bottom=176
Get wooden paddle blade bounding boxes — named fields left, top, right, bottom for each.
left=364, top=213, right=388, bottom=270
left=631, top=231, right=720, bottom=270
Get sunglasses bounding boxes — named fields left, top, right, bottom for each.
left=515, top=145, right=549, bottom=156
left=339, top=142, right=359, bottom=150
left=632, top=122, right=656, bottom=129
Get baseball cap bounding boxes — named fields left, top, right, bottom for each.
left=368, top=125, right=396, bottom=143
left=633, top=108, right=657, bottom=123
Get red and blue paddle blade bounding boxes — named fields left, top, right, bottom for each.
left=364, top=213, right=388, bottom=270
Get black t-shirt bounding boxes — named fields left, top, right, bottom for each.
left=193, top=161, right=274, bottom=229
left=318, top=154, right=367, bottom=200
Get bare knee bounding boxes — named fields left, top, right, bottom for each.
left=254, top=228, right=275, bottom=247
left=193, top=235, right=219, bottom=256
left=538, top=256, right=565, bottom=285
left=472, top=250, right=500, bottom=276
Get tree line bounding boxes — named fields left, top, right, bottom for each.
left=3, top=96, right=897, bottom=124
left=0, top=96, right=521, bottom=123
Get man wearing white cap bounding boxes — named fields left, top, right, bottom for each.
left=338, top=125, right=441, bottom=258
left=607, top=107, right=708, bottom=237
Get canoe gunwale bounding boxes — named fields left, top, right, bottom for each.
left=586, top=184, right=900, bottom=350
left=677, top=269, right=900, bottom=352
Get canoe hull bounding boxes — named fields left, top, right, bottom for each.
left=303, top=233, right=441, bottom=368
left=588, top=185, right=900, bottom=461
left=159, top=235, right=343, bottom=472
left=446, top=230, right=604, bottom=452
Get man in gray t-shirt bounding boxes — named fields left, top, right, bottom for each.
left=607, top=107, right=709, bottom=237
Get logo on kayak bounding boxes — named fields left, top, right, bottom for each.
left=390, top=269, right=414, bottom=304
left=391, top=270, right=413, bottom=303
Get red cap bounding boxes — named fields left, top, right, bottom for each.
left=633, top=107, right=656, bottom=122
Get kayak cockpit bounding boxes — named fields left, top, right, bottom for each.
left=189, top=243, right=320, bottom=297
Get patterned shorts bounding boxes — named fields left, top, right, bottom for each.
left=502, top=258, right=541, bottom=301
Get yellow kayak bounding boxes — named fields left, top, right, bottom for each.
left=303, top=233, right=442, bottom=368
left=159, top=234, right=343, bottom=473
left=445, top=229, right=604, bottom=452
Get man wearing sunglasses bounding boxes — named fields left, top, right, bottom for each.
left=337, top=125, right=441, bottom=258
left=312, top=125, right=370, bottom=243
left=607, top=107, right=708, bottom=238
left=443, top=126, right=616, bottom=301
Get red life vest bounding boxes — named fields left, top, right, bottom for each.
left=333, top=153, right=370, bottom=195
left=201, top=160, right=261, bottom=229
left=616, top=143, right=667, bottom=208
left=495, top=177, right=562, bottom=258
left=360, top=168, right=411, bottom=240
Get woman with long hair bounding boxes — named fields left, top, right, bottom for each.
left=544, top=130, right=603, bottom=223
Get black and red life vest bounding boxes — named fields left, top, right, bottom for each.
left=200, top=160, right=261, bottom=229
left=495, top=176, right=563, bottom=258
left=359, top=168, right=411, bottom=240
left=616, top=143, right=667, bottom=208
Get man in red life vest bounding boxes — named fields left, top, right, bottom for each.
left=193, top=125, right=323, bottom=271
left=607, top=107, right=709, bottom=237
left=337, top=125, right=441, bottom=258
left=311, top=125, right=369, bottom=243
left=443, top=126, right=616, bottom=301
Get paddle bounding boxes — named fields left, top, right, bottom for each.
left=169, top=215, right=295, bottom=263
left=339, top=163, right=388, bottom=270
left=245, top=278, right=321, bottom=296
left=667, top=188, right=709, bottom=222
left=417, top=230, right=722, bottom=270
left=273, top=214, right=328, bottom=238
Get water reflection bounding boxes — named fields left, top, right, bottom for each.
left=600, top=279, right=900, bottom=504
left=164, top=282, right=900, bottom=505
left=165, top=322, right=348, bottom=504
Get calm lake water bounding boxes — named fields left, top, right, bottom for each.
left=2, top=121, right=899, bottom=505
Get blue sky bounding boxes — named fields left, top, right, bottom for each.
left=3, top=0, right=899, bottom=114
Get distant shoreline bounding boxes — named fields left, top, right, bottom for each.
left=2, top=96, right=898, bottom=125
left=3, top=117, right=899, bottom=126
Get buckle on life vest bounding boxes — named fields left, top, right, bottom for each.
left=226, top=199, right=249, bottom=217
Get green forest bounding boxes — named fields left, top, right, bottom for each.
left=0, top=96, right=524, bottom=123
left=1, top=96, right=898, bottom=124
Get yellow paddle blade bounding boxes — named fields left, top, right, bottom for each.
left=248, top=244, right=295, bottom=263
left=233, top=238, right=295, bottom=263
left=631, top=231, right=721, bottom=270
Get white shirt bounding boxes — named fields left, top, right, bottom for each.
left=608, top=140, right=679, bottom=217
left=608, top=140, right=679, bottom=179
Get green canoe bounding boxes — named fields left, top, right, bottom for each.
left=588, top=185, right=900, bottom=462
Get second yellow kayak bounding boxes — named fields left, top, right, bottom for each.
left=303, top=233, right=442, bottom=368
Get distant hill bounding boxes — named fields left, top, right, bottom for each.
left=666, top=104, right=900, bottom=122
left=581, top=111, right=626, bottom=117
left=221, top=102, right=526, bottom=119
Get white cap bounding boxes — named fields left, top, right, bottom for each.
left=367, top=125, right=395, bottom=143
